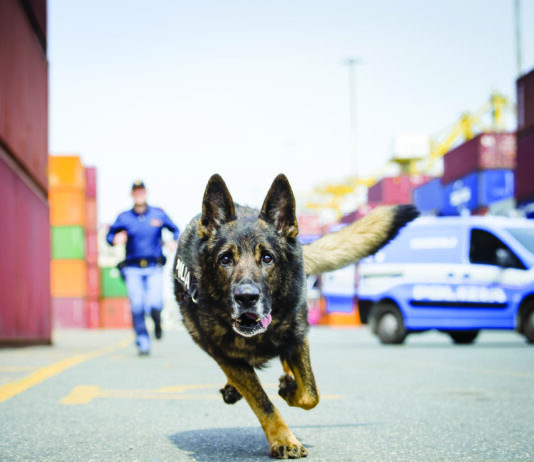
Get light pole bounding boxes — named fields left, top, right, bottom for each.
left=343, top=57, right=361, bottom=176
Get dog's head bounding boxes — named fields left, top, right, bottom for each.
left=198, top=174, right=303, bottom=338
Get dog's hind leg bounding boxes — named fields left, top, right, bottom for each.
left=220, top=381, right=243, bottom=404
left=218, top=362, right=307, bottom=459
left=279, top=338, right=320, bottom=411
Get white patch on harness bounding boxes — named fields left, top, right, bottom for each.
left=175, top=257, right=191, bottom=291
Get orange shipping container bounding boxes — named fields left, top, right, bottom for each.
left=50, top=190, right=86, bottom=226
left=86, top=198, right=97, bottom=231
left=99, top=298, right=131, bottom=329
left=49, top=155, right=85, bottom=190
left=51, top=259, right=87, bottom=297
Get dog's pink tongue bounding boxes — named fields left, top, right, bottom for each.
left=260, top=314, right=272, bottom=329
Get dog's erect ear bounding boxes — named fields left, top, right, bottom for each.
left=199, top=174, right=235, bottom=238
left=260, top=174, right=299, bottom=238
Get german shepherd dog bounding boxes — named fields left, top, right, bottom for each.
left=173, top=174, right=418, bottom=459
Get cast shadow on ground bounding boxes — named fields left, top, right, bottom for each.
left=169, top=423, right=373, bottom=461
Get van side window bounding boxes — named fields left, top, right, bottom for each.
left=469, top=229, right=525, bottom=269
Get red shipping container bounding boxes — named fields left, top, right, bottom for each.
left=86, top=231, right=98, bottom=265
left=0, top=0, right=48, bottom=192
left=85, top=167, right=97, bottom=198
left=442, top=133, right=516, bottom=185
left=26, top=0, right=47, bottom=45
left=515, top=132, right=534, bottom=202
left=87, top=298, right=100, bottom=329
left=87, top=264, right=100, bottom=299
left=99, top=298, right=132, bottom=329
left=368, top=175, right=430, bottom=205
left=517, top=68, right=534, bottom=135
left=0, top=153, right=51, bottom=344
left=52, top=298, right=87, bottom=328
left=86, top=198, right=98, bottom=231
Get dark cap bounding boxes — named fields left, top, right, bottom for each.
left=131, top=180, right=146, bottom=191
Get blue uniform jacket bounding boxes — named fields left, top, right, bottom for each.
left=106, top=206, right=179, bottom=265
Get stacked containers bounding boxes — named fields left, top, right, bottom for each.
left=98, top=224, right=131, bottom=329
left=85, top=167, right=100, bottom=327
left=516, top=69, right=534, bottom=217
left=49, top=156, right=88, bottom=327
left=99, top=265, right=131, bottom=329
left=441, top=133, right=516, bottom=216
left=0, top=0, right=51, bottom=344
left=367, top=175, right=431, bottom=205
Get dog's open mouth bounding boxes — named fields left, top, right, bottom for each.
left=233, top=312, right=272, bottom=337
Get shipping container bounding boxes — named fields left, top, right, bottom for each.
left=86, top=231, right=98, bottom=265
left=100, top=267, right=128, bottom=298
left=52, top=298, right=87, bottom=328
left=515, top=132, right=534, bottom=203
left=50, top=259, right=87, bottom=298
left=87, top=264, right=100, bottom=299
left=0, top=0, right=48, bottom=192
left=412, top=178, right=443, bottom=215
left=0, top=153, right=51, bottom=344
left=85, top=166, right=97, bottom=198
left=442, top=133, right=516, bottom=185
left=99, top=298, right=132, bottom=329
left=49, top=156, right=86, bottom=190
left=49, top=190, right=86, bottom=226
left=25, top=0, right=47, bottom=48
left=51, top=226, right=85, bottom=259
left=441, top=170, right=514, bottom=216
left=87, top=298, right=100, bottom=329
left=86, top=198, right=98, bottom=231
left=368, top=175, right=430, bottom=205
left=517, top=68, right=534, bottom=136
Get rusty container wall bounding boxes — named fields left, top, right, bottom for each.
left=517, top=68, right=534, bottom=136
left=515, top=132, right=534, bottom=203
left=442, top=133, right=516, bottom=185
left=0, top=153, right=51, bottom=344
left=0, top=0, right=48, bottom=192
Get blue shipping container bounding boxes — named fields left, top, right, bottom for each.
left=441, top=170, right=514, bottom=215
left=413, top=178, right=443, bottom=214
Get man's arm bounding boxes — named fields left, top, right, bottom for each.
left=106, top=214, right=128, bottom=246
left=161, top=210, right=180, bottom=241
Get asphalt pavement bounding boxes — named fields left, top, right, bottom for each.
left=1, top=323, right=533, bottom=462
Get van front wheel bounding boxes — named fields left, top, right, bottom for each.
left=524, top=307, right=534, bottom=344
left=371, top=303, right=407, bottom=345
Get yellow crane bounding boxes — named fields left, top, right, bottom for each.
left=305, top=92, right=515, bottom=216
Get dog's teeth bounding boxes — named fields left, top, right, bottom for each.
left=256, top=318, right=260, bottom=322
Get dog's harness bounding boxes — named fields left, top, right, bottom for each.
left=174, top=257, right=199, bottom=305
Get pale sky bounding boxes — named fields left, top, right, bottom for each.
left=49, top=0, right=534, bottom=230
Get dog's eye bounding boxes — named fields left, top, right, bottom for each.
left=219, top=254, right=233, bottom=266
left=261, top=252, right=274, bottom=264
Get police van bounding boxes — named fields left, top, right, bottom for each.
left=357, top=216, right=534, bottom=344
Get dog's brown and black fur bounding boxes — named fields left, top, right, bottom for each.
left=173, top=174, right=418, bottom=459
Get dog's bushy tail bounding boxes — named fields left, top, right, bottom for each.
left=302, top=205, right=419, bottom=275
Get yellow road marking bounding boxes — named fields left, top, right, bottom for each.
left=0, top=337, right=132, bottom=403
left=59, top=384, right=342, bottom=405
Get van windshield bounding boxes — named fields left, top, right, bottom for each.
left=505, top=227, right=534, bottom=256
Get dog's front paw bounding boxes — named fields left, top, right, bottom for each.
left=278, top=373, right=298, bottom=405
left=220, top=384, right=242, bottom=404
left=270, top=435, right=308, bottom=459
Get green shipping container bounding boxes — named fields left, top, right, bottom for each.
left=51, top=226, right=86, bottom=259
left=100, top=267, right=128, bottom=297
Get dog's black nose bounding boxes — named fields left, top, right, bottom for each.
left=234, top=284, right=260, bottom=309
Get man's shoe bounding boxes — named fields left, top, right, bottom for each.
left=137, top=335, right=150, bottom=356
left=155, top=323, right=163, bottom=340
